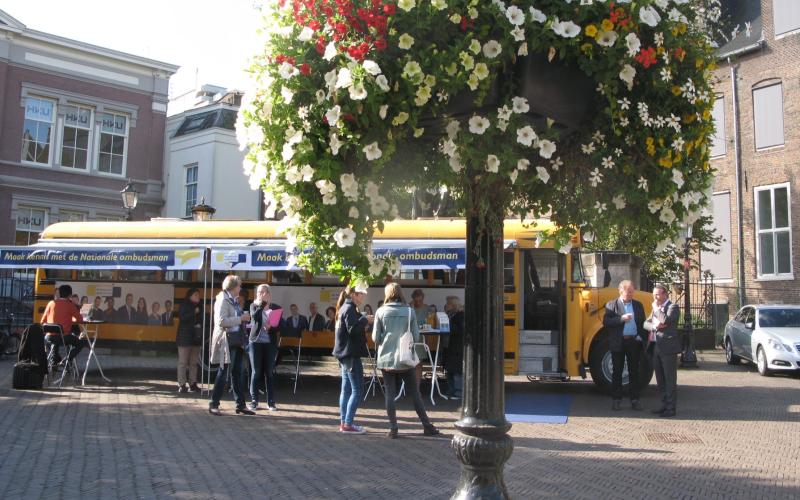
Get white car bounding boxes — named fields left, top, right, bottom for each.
left=724, top=305, right=800, bottom=376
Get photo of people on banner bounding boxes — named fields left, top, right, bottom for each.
left=57, top=282, right=176, bottom=326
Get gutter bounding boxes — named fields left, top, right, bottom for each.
left=717, top=37, right=765, bottom=60
left=728, top=59, right=746, bottom=307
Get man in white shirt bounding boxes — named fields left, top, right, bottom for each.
left=308, top=302, right=326, bottom=331
left=286, top=304, right=309, bottom=338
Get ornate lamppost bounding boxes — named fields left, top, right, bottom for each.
left=120, top=179, right=139, bottom=221
left=191, top=197, right=216, bottom=221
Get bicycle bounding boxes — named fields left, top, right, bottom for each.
left=1, top=311, right=21, bottom=357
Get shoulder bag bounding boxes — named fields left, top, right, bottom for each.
left=394, top=308, right=419, bottom=369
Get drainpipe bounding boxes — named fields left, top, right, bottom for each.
left=729, top=59, right=745, bottom=307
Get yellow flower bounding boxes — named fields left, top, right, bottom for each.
left=695, top=59, right=704, bottom=69
left=657, top=47, right=665, bottom=55
left=585, top=24, right=598, bottom=37
left=659, top=155, right=673, bottom=168
left=601, top=19, right=614, bottom=32
left=581, top=43, right=593, bottom=54
left=708, top=61, right=717, bottom=70
left=702, top=109, right=711, bottom=121
left=683, top=114, right=696, bottom=124
left=672, top=86, right=682, bottom=96
left=674, top=153, right=683, bottom=164
left=646, top=137, right=656, bottom=156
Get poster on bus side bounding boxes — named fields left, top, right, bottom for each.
left=55, top=282, right=176, bottom=326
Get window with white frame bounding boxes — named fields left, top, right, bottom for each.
left=185, top=164, right=198, bottom=216
left=60, top=105, right=93, bottom=169
left=98, top=112, right=128, bottom=175
left=58, top=210, right=87, bottom=223
left=753, top=83, right=784, bottom=150
left=755, top=184, right=792, bottom=278
left=773, top=0, right=800, bottom=37
left=93, top=214, right=123, bottom=222
left=15, top=206, right=47, bottom=245
left=710, top=96, right=726, bottom=157
left=21, top=97, right=55, bottom=165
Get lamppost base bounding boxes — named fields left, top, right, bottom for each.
left=451, top=430, right=513, bottom=500
left=679, top=354, right=698, bottom=368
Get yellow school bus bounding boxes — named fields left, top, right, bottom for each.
left=26, top=218, right=652, bottom=389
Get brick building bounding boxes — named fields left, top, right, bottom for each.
left=704, top=0, right=800, bottom=308
left=0, top=10, right=178, bottom=244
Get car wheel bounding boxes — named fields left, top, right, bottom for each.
left=725, top=338, right=741, bottom=365
left=756, top=346, right=772, bottom=377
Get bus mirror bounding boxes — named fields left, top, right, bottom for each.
left=602, top=269, right=612, bottom=288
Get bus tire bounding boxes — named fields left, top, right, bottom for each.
left=590, top=332, right=655, bottom=393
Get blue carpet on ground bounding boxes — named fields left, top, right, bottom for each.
left=505, top=392, right=572, bottom=424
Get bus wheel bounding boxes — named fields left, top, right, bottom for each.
left=589, top=334, right=613, bottom=391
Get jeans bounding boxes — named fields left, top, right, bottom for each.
left=339, top=357, right=363, bottom=425
left=210, top=346, right=246, bottom=410
left=248, top=342, right=276, bottom=406
left=611, top=337, right=642, bottom=401
left=45, top=334, right=88, bottom=367
left=382, top=369, right=433, bottom=430
left=177, top=345, right=201, bottom=386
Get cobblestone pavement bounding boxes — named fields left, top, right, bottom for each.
left=0, top=349, right=798, bottom=499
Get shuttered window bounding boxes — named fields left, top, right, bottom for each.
left=753, top=83, right=784, bottom=150
left=773, top=0, right=800, bottom=36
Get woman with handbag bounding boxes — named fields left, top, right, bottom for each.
left=176, top=288, right=203, bottom=393
left=332, top=283, right=373, bottom=434
left=247, top=284, right=282, bottom=411
left=208, top=275, right=252, bottom=415
left=372, top=283, right=440, bottom=439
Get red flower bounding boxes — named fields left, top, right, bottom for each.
left=635, top=47, right=657, bottom=69
left=300, top=63, right=311, bottom=75
left=374, top=38, right=387, bottom=50
left=383, top=3, right=395, bottom=15
left=309, top=20, right=321, bottom=31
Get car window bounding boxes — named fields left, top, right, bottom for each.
left=758, top=309, right=800, bottom=328
left=733, top=309, right=746, bottom=323
left=743, top=308, right=755, bottom=326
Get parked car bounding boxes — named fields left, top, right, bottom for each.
left=724, top=305, right=800, bottom=376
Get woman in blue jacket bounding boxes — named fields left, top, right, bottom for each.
left=372, top=283, right=440, bottom=439
left=332, top=283, right=373, bottom=434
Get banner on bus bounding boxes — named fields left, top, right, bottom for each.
left=0, top=247, right=205, bottom=270
left=211, top=244, right=466, bottom=271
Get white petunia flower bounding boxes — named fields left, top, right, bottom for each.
left=325, top=105, right=341, bottom=127
left=639, top=6, right=661, bottom=27
left=518, top=42, right=529, bottom=56
left=672, top=169, right=685, bottom=189
left=553, top=20, right=581, bottom=38
left=538, top=139, right=556, bottom=159
left=511, top=26, right=525, bottom=42
left=335, top=68, right=353, bottom=89
left=363, top=142, right=382, bottom=161
left=468, top=115, right=491, bottom=134
left=468, top=39, right=481, bottom=55
left=517, top=158, right=530, bottom=170
left=379, top=105, right=388, bottom=120
left=659, top=206, right=676, bottom=224
left=648, top=199, right=663, bottom=213
left=316, top=179, right=336, bottom=196
left=496, top=119, right=509, bottom=132
left=441, top=139, right=457, bottom=156
left=482, top=40, right=502, bottom=59
left=297, top=27, right=314, bottom=42
left=449, top=154, right=464, bottom=172
left=596, top=30, right=618, bottom=47
left=516, top=125, right=537, bottom=146
left=402, top=61, right=422, bottom=80
left=497, top=105, right=512, bottom=121
left=529, top=7, right=546, bottom=23
left=398, top=0, right=415, bottom=12
left=509, top=169, right=519, bottom=184
left=299, top=164, right=314, bottom=182
left=349, top=206, right=360, bottom=219
left=340, top=173, right=359, bottom=200
left=446, top=119, right=460, bottom=139
left=278, top=62, right=299, bottom=79
left=280, top=86, right=294, bottom=103
left=363, top=60, right=381, bottom=75
left=329, top=133, right=342, bottom=155
left=486, top=155, right=500, bottom=173
left=392, top=112, right=409, bottom=126
left=349, top=82, right=367, bottom=100
left=536, top=166, right=550, bottom=184
left=505, top=5, right=525, bottom=25
left=612, top=195, right=627, bottom=210
left=323, top=42, right=337, bottom=61
left=333, top=227, right=356, bottom=248
left=619, top=64, right=636, bottom=90
left=285, top=165, right=302, bottom=184
left=431, top=0, right=447, bottom=10
left=281, top=142, right=295, bottom=162
left=511, top=96, right=530, bottom=114
left=625, top=33, right=641, bottom=57
left=375, top=75, right=390, bottom=92
left=398, top=33, right=415, bottom=50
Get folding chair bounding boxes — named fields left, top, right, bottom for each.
left=363, top=345, right=383, bottom=400
left=394, top=341, right=435, bottom=402
left=278, top=329, right=303, bottom=394
left=41, top=324, right=79, bottom=388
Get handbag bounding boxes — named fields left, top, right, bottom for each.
left=394, top=308, right=419, bottom=369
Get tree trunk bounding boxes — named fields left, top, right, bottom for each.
left=451, top=188, right=513, bottom=499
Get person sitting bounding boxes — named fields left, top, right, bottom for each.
left=41, top=284, right=88, bottom=370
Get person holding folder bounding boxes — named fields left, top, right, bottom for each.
left=248, top=284, right=283, bottom=411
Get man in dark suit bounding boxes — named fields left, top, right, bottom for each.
left=116, top=293, right=135, bottom=324
left=286, top=304, right=309, bottom=338
left=603, top=279, right=647, bottom=411
left=307, top=302, right=326, bottom=331
left=161, top=300, right=174, bottom=326
left=644, top=284, right=681, bottom=418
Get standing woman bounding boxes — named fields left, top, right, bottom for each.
left=176, top=288, right=203, bottom=393
left=135, top=297, right=148, bottom=325
left=332, top=283, right=373, bottom=434
left=373, top=283, right=440, bottom=439
left=247, top=284, right=282, bottom=411
left=208, top=275, right=252, bottom=415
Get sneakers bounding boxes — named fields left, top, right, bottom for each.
left=423, top=426, right=441, bottom=437
left=235, top=407, right=255, bottom=416
left=248, top=402, right=258, bottom=412
left=340, top=424, right=367, bottom=434
left=267, top=404, right=278, bottom=412
left=188, top=383, right=200, bottom=393
left=178, top=385, right=187, bottom=394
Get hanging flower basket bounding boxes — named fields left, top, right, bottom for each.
left=237, top=0, right=719, bottom=284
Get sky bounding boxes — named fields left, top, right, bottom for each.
left=1, top=0, right=265, bottom=93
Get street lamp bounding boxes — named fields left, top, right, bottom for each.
left=190, top=197, right=216, bottom=221
left=679, top=223, right=698, bottom=367
left=120, top=179, right=139, bottom=221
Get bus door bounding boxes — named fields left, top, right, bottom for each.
left=518, top=249, right=566, bottom=375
